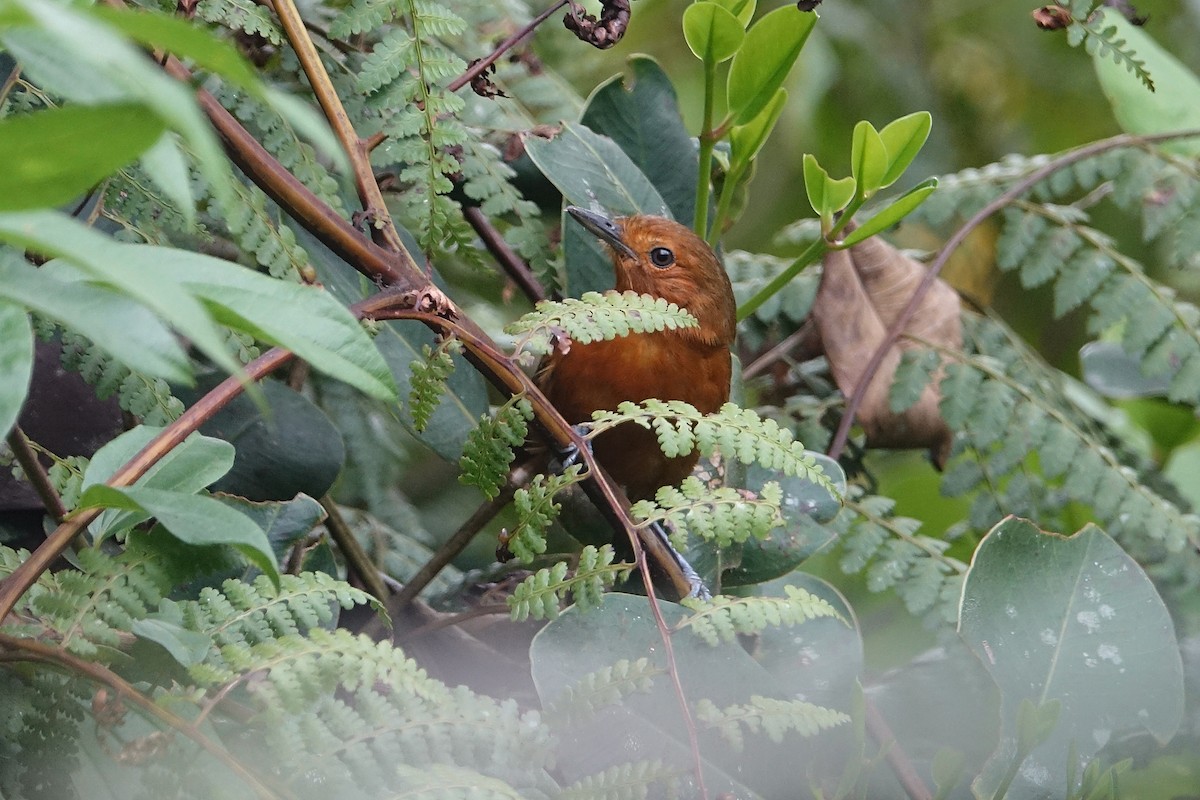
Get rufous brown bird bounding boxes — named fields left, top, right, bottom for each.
left=538, top=206, right=737, bottom=502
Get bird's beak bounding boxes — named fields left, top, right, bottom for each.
left=566, top=206, right=637, bottom=260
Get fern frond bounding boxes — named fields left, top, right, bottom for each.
left=560, top=759, right=682, bottom=800
left=506, top=291, right=699, bottom=365
left=588, top=400, right=833, bottom=489
left=59, top=330, right=184, bottom=425
left=889, top=348, right=942, bottom=413
left=197, top=0, right=283, bottom=44
left=409, top=337, right=462, bottom=431
left=630, top=477, right=783, bottom=549
left=508, top=545, right=633, bottom=621
left=1069, top=14, right=1154, bottom=90
left=458, top=396, right=533, bottom=499
left=695, top=695, right=850, bottom=751
left=543, top=657, right=665, bottom=727
left=676, top=587, right=845, bottom=646
left=329, top=0, right=399, bottom=38
left=507, top=466, right=585, bottom=563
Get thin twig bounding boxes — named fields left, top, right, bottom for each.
left=463, top=206, right=548, bottom=303
left=446, top=0, right=569, bottom=94
left=0, top=633, right=283, bottom=799
left=742, top=320, right=816, bottom=380
left=864, top=696, right=932, bottom=800
left=827, top=129, right=1200, bottom=460
left=318, top=494, right=389, bottom=600
left=270, top=0, right=416, bottom=262
left=6, top=427, right=68, bottom=523
left=396, top=602, right=510, bottom=641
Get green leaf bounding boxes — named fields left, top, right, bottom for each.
left=683, top=2, right=744, bottom=64
left=840, top=177, right=937, bottom=246
left=525, top=122, right=670, bottom=296
left=0, top=103, right=166, bottom=212
left=1090, top=8, right=1200, bottom=157
left=850, top=120, right=888, bottom=197
left=726, top=5, right=817, bottom=125
left=802, top=153, right=855, bottom=218
left=1080, top=340, right=1171, bottom=398
left=710, top=0, right=756, bottom=27
left=79, top=484, right=279, bottom=582
left=130, top=615, right=213, bottom=668
left=215, top=493, right=325, bottom=564
left=0, top=256, right=190, bottom=384
left=137, top=134, right=196, bottom=229
left=729, top=88, right=787, bottom=169
left=0, top=300, right=33, bottom=440
left=0, top=211, right=397, bottom=401
left=960, top=518, right=1183, bottom=800
left=582, top=56, right=698, bottom=224
left=877, top=110, right=932, bottom=189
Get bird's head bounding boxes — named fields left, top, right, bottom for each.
left=567, top=206, right=736, bottom=347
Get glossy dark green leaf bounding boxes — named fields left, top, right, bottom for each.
left=726, top=5, right=816, bottom=125
left=878, top=111, right=932, bottom=189
left=0, top=300, right=33, bottom=440
left=683, top=2, right=744, bottom=64
left=0, top=103, right=166, bottom=211
left=215, top=493, right=325, bottom=563
left=181, top=379, right=346, bottom=502
left=525, top=122, right=670, bottom=297
left=840, top=177, right=937, bottom=246
left=961, top=518, right=1183, bottom=800
left=582, top=56, right=698, bottom=224
left=131, top=614, right=213, bottom=668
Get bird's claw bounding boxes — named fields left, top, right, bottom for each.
left=550, top=425, right=592, bottom=474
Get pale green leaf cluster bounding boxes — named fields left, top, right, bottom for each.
left=677, top=586, right=845, bottom=646
left=507, top=465, right=585, bottom=563
left=458, top=396, right=533, bottom=500
left=694, top=695, right=850, bottom=751
left=630, top=476, right=782, bottom=548
left=588, top=400, right=832, bottom=487
left=544, top=656, right=665, bottom=727
left=508, top=545, right=633, bottom=621
left=409, top=338, right=462, bottom=432
left=559, top=759, right=682, bottom=800
left=506, top=291, right=699, bottom=365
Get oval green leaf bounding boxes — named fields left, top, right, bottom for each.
left=0, top=102, right=166, bottom=211
left=878, top=110, right=933, bottom=189
left=727, top=5, right=816, bottom=125
left=960, top=518, right=1183, bottom=799
left=840, top=177, right=937, bottom=246
left=683, top=2, right=744, bottom=64
left=711, top=0, right=756, bottom=27
left=802, top=153, right=855, bottom=218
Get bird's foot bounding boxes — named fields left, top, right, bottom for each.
left=550, top=425, right=592, bottom=474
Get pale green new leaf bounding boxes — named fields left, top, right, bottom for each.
left=0, top=300, right=33, bottom=440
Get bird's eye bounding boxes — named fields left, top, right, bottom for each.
left=649, top=246, right=675, bottom=268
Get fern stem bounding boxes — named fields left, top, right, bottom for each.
left=6, top=427, right=68, bottom=523
left=0, top=633, right=284, bottom=798
left=827, top=129, right=1200, bottom=461
left=446, top=0, right=569, bottom=93
left=269, top=0, right=418, bottom=265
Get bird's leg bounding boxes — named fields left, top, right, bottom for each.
left=648, top=520, right=711, bottom=601
left=549, top=424, right=593, bottom=473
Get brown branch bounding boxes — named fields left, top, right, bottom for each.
left=446, top=0, right=569, bottom=94
left=6, top=427, right=68, bottom=523
left=318, top=494, right=389, bottom=601
left=463, top=205, right=548, bottom=303
left=865, top=696, right=933, bottom=800
left=0, top=633, right=283, bottom=798
left=827, top=129, right=1200, bottom=460
left=268, top=0, right=416, bottom=262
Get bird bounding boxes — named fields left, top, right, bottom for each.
left=538, top=206, right=737, bottom=502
